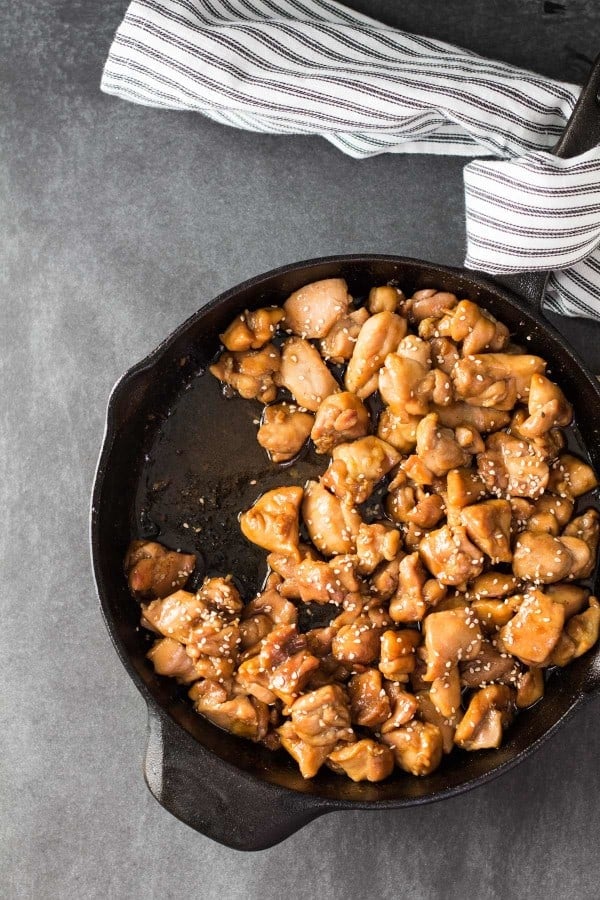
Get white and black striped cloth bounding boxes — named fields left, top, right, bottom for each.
left=101, top=0, right=600, bottom=319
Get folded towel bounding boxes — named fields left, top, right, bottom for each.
left=101, top=0, right=600, bottom=319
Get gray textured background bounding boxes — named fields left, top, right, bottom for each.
left=2, top=1, right=600, bottom=898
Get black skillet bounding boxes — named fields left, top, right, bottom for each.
left=91, top=56, right=600, bottom=850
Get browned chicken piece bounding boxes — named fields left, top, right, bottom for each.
left=321, top=437, right=400, bottom=505
left=516, top=667, right=545, bottom=708
left=369, top=556, right=402, bottom=602
left=512, top=531, right=590, bottom=584
left=533, top=493, right=574, bottom=528
left=125, top=540, right=196, bottom=600
left=546, top=584, right=589, bottom=619
left=197, top=576, right=244, bottom=617
left=422, top=606, right=483, bottom=680
left=367, top=284, right=404, bottom=314
left=209, top=343, right=280, bottom=403
left=332, top=613, right=383, bottom=666
left=564, top=508, right=600, bottom=554
left=415, top=413, right=471, bottom=477
left=498, top=589, right=564, bottom=665
left=243, top=587, right=298, bottom=626
left=189, top=680, right=269, bottom=741
left=277, top=720, right=335, bottom=777
left=147, top=637, right=201, bottom=684
left=459, top=640, right=520, bottom=688
left=283, top=278, right=351, bottom=339
left=468, top=573, right=519, bottom=601
left=329, top=555, right=363, bottom=593
left=240, top=485, right=303, bottom=559
left=276, top=337, right=339, bottom=412
left=547, top=453, right=599, bottom=498
left=477, top=432, right=549, bottom=499
left=526, top=510, right=560, bottom=536
left=382, top=720, right=444, bottom=776
left=290, top=684, right=353, bottom=747
left=277, top=556, right=348, bottom=605
left=220, top=307, right=285, bottom=351
left=238, top=614, right=274, bottom=652
left=378, top=336, right=431, bottom=417
left=348, top=669, right=391, bottom=727
left=386, top=479, right=445, bottom=529
left=429, top=336, right=460, bottom=375
left=377, top=408, right=420, bottom=453
left=434, top=402, right=510, bottom=433
left=258, top=624, right=320, bottom=705
left=235, top=655, right=277, bottom=705
left=460, top=499, right=512, bottom=563
left=401, top=454, right=435, bottom=487
left=406, top=288, right=458, bottom=323
left=319, top=308, right=370, bottom=363
left=390, top=552, right=439, bottom=623
left=446, top=467, right=488, bottom=508
left=452, top=353, right=545, bottom=409
left=558, top=597, right=600, bottom=662
left=302, top=480, right=362, bottom=556
left=327, top=739, right=395, bottom=782
left=454, top=685, right=515, bottom=751
left=379, top=683, right=419, bottom=732
left=419, top=525, right=485, bottom=586
left=470, top=597, right=520, bottom=632
left=355, top=522, right=401, bottom=575
left=429, top=664, right=462, bottom=719
left=345, top=311, right=408, bottom=397
left=257, top=403, right=313, bottom=463
left=311, top=391, right=370, bottom=454
left=455, top=425, right=485, bottom=455
left=142, top=590, right=206, bottom=643
left=379, top=629, right=421, bottom=680
left=561, top=536, right=595, bottom=580
left=518, top=374, right=572, bottom=437
left=415, top=691, right=459, bottom=754
left=441, top=299, right=509, bottom=356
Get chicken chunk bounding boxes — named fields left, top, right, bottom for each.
left=512, top=531, right=587, bottom=584
left=220, top=307, right=284, bottom=351
left=460, top=499, right=512, bottom=563
left=347, top=669, right=391, bottom=727
left=442, top=299, right=509, bottom=356
left=240, top=486, right=303, bottom=559
left=332, top=613, right=384, bottom=667
left=386, top=474, right=445, bottom=529
left=355, top=522, right=401, bottom=575
left=322, top=437, right=400, bottom=504
left=429, top=664, right=462, bottom=718
left=377, top=408, right=420, bottom=453
left=319, top=308, right=370, bottom=363
left=459, top=641, right=520, bottom=688
left=429, top=336, right=460, bottom=375
left=547, top=453, right=598, bottom=498
left=454, top=685, right=515, bottom=751
left=277, top=721, right=333, bottom=778
left=564, top=508, right=600, bottom=558
left=209, top=343, right=280, bottom=403
left=290, top=684, right=353, bottom=747
left=434, top=402, right=511, bottom=433
left=378, top=337, right=432, bottom=418
left=389, top=552, right=439, bottom=623
left=276, top=337, right=339, bottom=411
left=406, top=288, right=458, bottom=323
left=142, top=590, right=206, bottom=644
left=189, top=680, right=269, bottom=741
left=147, top=637, right=200, bottom=684
left=243, top=587, right=298, bottom=626
left=419, top=525, right=485, bottom=586
left=382, top=720, right=444, bottom=776
left=257, top=403, right=313, bottom=463
left=546, top=583, right=590, bottom=619
left=258, top=624, right=320, bottom=704
left=415, top=413, right=471, bottom=477
left=518, top=374, right=572, bottom=437
left=422, top=607, right=483, bottom=680
left=368, top=284, right=405, bottom=314
left=477, top=432, right=549, bottom=499
left=446, top=468, right=488, bottom=509
left=498, top=590, right=564, bottom=665
left=533, top=494, right=574, bottom=528
left=283, top=278, right=351, bottom=339
left=379, top=684, right=419, bottom=732
left=311, top=392, right=370, bottom=454
left=125, top=540, right=195, bottom=600
left=453, top=353, right=545, bottom=410
left=516, top=667, right=545, bottom=709
left=302, top=480, right=362, bottom=556
left=327, top=739, right=394, bottom=782
left=345, top=311, right=408, bottom=397
left=379, top=629, right=421, bottom=680
left=415, top=691, right=459, bottom=754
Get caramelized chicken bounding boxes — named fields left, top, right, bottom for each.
left=311, top=392, right=370, bottom=454
left=147, top=637, right=200, bottom=684
left=379, top=629, right=421, bottom=680
left=380, top=684, right=419, bottom=732
left=516, top=667, right=545, bottom=708
left=548, top=453, right=598, bottom=498
left=468, top=571, right=519, bottom=600
left=368, top=284, right=405, bottom=314
left=386, top=474, right=445, bottom=529
left=459, top=641, right=519, bottom=688
left=546, top=583, right=589, bottom=619
left=277, top=721, right=332, bottom=777
left=189, top=680, right=269, bottom=741
left=283, top=278, right=351, bottom=339
left=302, top=480, right=362, bottom=556
left=378, top=337, right=431, bottom=418
left=454, top=685, right=514, bottom=751
left=446, top=467, right=488, bottom=509
left=460, top=499, right=512, bottom=563
left=441, top=299, right=509, bottom=356
left=415, top=691, right=459, bottom=754
left=348, top=669, right=391, bottom=727
left=415, top=413, right=471, bottom=477
left=406, top=288, right=458, bottom=323
left=209, top=343, right=280, bottom=402
left=452, top=353, right=545, bottom=409
left=319, top=308, right=370, bottom=363
left=327, top=739, right=394, bottom=782
left=258, top=624, right=320, bottom=705
left=434, top=402, right=510, bottom=433
left=430, top=664, right=462, bottom=719
left=512, top=531, right=587, bottom=584
left=277, top=337, right=339, bottom=411
left=243, top=587, right=298, bottom=626
left=422, top=607, right=483, bottom=680
left=257, top=403, right=313, bottom=463
left=345, top=311, right=407, bottom=397
left=125, top=540, right=195, bottom=599
left=240, top=486, right=303, bottom=558
left=498, top=590, right=564, bottom=665
left=382, top=720, right=444, bottom=776
left=322, top=436, right=400, bottom=504
left=377, top=408, right=420, bottom=453
left=290, top=684, right=353, bottom=746
left=389, top=552, right=440, bottom=623
left=477, top=432, right=549, bottom=499
left=220, top=306, right=284, bottom=351
left=355, top=522, right=401, bottom=575
left=419, top=525, right=485, bottom=586
left=519, top=374, right=572, bottom=437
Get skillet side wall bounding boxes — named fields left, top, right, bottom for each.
left=92, top=256, right=600, bottom=805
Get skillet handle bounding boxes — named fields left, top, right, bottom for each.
left=494, top=52, right=600, bottom=314
left=143, top=705, right=329, bottom=850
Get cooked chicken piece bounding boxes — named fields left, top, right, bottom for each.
left=258, top=624, right=320, bottom=705
left=512, top=531, right=589, bottom=584
left=369, top=556, right=402, bottom=601
left=415, top=413, right=471, bottom=477
left=329, top=555, right=363, bottom=593
left=452, top=353, right=545, bottom=409
left=321, top=437, right=400, bottom=505
left=240, top=485, right=303, bottom=559
left=277, top=721, right=333, bottom=778
left=378, top=629, right=421, bottom=680
left=378, top=338, right=431, bottom=418
left=419, top=525, right=485, bottom=586
left=348, top=669, right=391, bottom=727
left=468, top=572, right=519, bottom=600
left=197, top=577, right=243, bottom=618
left=382, top=720, right=444, bottom=776
left=209, top=343, right=280, bottom=403
left=564, top=508, right=600, bottom=555
left=327, top=739, right=394, bottom=782
left=446, top=467, right=487, bottom=508
left=517, top=374, right=572, bottom=437
left=234, top=655, right=277, bottom=705
left=546, top=584, right=589, bottom=619
left=290, top=684, right=353, bottom=747
left=460, top=499, right=512, bottom=563
left=355, top=522, right=401, bottom=575
left=189, top=680, right=269, bottom=741
left=459, top=640, right=519, bottom=688
left=125, top=540, right=196, bottom=600
left=470, top=597, right=519, bottom=632
left=276, top=337, right=339, bottom=412
left=377, top=408, right=420, bottom=453
left=302, top=480, right=362, bottom=556
left=319, top=308, right=370, bottom=363
left=547, top=453, right=598, bottom=498
left=379, top=683, right=419, bottom=733
left=147, top=637, right=200, bottom=684
left=477, top=432, right=549, bottom=499
left=455, top=425, right=485, bottom=455
left=142, top=590, right=205, bottom=643
left=277, top=557, right=347, bottom=604
left=429, top=663, right=462, bottom=719
left=422, top=606, right=483, bottom=680
left=220, top=307, right=285, bottom=351
left=242, top=587, right=298, bottom=626
left=257, top=403, right=313, bottom=463
left=454, top=685, right=515, bottom=751
left=368, top=284, right=405, bottom=314
left=526, top=510, right=560, bottom=536
left=533, top=493, right=574, bottom=528
left=332, top=613, right=384, bottom=667
left=561, top=536, right=594, bottom=580
left=434, top=402, right=510, bottom=433
left=414, top=691, right=459, bottom=754
left=403, top=523, right=431, bottom=553
left=442, top=299, right=509, bottom=356
left=389, top=552, right=441, bottom=623
left=283, top=278, right=351, bottom=339
left=345, top=311, right=408, bottom=397
left=498, top=589, right=564, bottom=665
left=311, top=392, right=370, bottom=454
left=560, top=597, right=600, bottom=661
left=238, top=614, right=273, bottom=652
left=406, top=288, right=458, bottom=323
left=429, top=336, right=460, bottom=375
left=516, top=667, right=545, bottom=708
left=386, top=479, right=445, bottom=529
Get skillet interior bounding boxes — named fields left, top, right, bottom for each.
left=92, top=254, right=600, bottom=804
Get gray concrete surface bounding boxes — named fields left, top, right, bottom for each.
left=2, top=1, right=600, bottom=898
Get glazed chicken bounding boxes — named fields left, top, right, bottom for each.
left=131, top=278, right=599, bottom=785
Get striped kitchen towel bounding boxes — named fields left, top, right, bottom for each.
left=101, top=0, right=600, bottom=319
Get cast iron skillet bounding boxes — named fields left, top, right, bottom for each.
left=91, top=57, right=600, bottom=850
